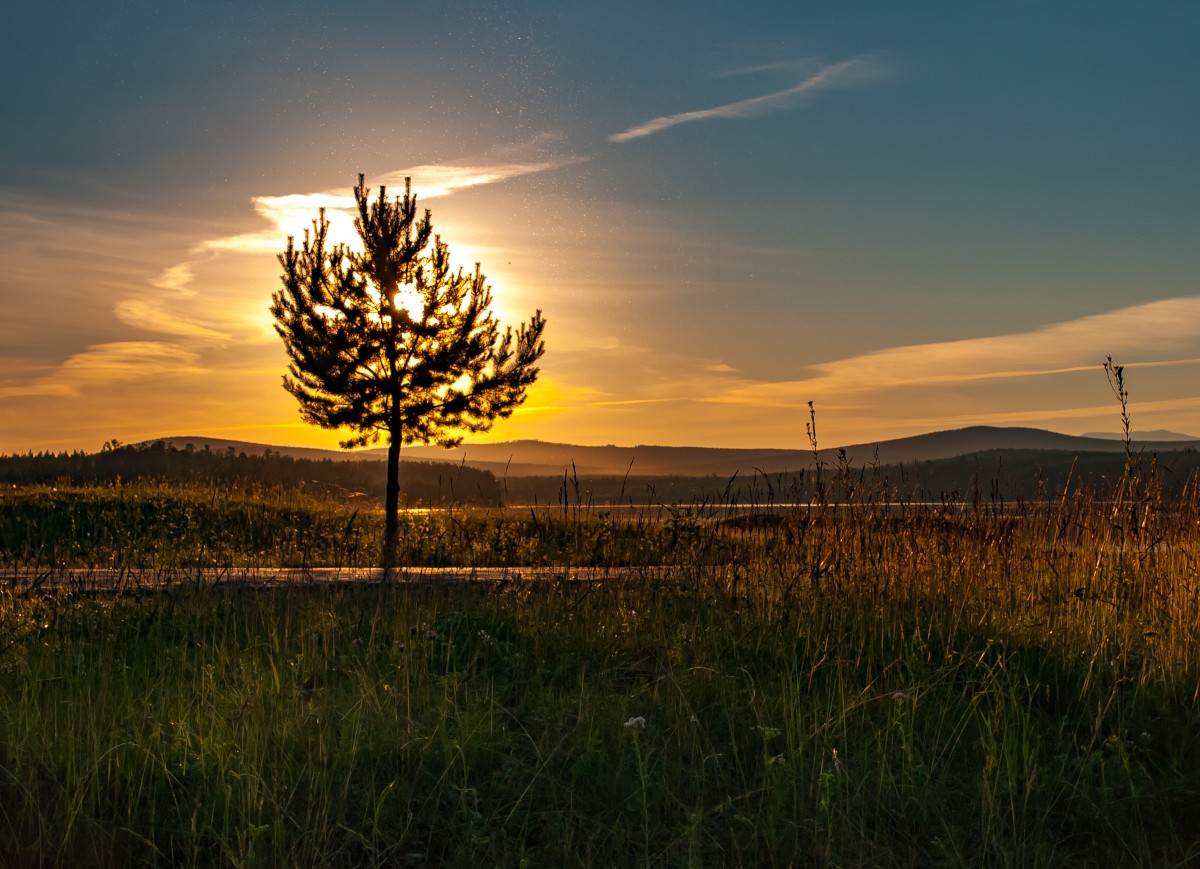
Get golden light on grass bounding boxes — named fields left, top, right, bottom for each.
left=2, top=453, right=1199, bottom=863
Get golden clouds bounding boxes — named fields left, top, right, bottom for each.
left=0, top=342, right=202, bottom=399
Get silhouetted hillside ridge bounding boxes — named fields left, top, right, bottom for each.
left=141, top=428, right=1200, bottom=478
left=1082, top=429, right=1198, bottom=441
left=393, top=427, right=1200, bottom=476
left=0, top=441, right=500, bottom=504
left=498, top=448, right=1200, bottom=506
left=7, top=437, right=1198, bottom=506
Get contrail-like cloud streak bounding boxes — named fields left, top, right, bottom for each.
left=609, top=54, right=888, bottom=143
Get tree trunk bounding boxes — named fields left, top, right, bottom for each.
left=382, top=314, right=402, bottom=578
left=382, top=429, right=401, bottom=579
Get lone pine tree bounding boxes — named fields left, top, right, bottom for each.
left=271, top=174, right=545, bottom=573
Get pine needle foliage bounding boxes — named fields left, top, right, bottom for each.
left=271, top=174, right=545, bottom=569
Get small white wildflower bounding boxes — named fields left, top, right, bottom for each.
left=623, top=716, right=646, bottom=729
left=831, top=748, right=844, bottom=774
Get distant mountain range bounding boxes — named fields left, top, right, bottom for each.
left=1081, top=430, right=1198, bottom=441
left=147, top=426, right=1199, bottom=478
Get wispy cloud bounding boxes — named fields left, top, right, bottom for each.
left=505, top=295, right=1200, bottom=446
left=112, top=262, right=233, bottom=342
left=684, top=297, right=1200, bottom=421
left=378, top=157, right=588, bottom=201
left=609, top=54, right=889, bottom=143
left=102, top=135, right=590, bottom=360
left=713, top=58, right=821, bottom=79
left=887, top=395, right=1200, bottom=432
left=200, top=193, right=358, bottom=255
left=114, top=297, right=233, bottom=342
left=801, top=296, right=1200, bottom=394
left=1, top=136, right=586, bottom=423
left=0, top=342, right=201, bottom=399
left=204, top=140, right=588, bottom=256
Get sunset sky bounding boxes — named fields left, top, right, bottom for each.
left=3, top=2, right=1199, bottom=454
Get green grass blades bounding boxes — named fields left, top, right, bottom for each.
left=0, top=579, right=1197, bottom=866
left=1, top=477, right=1200, bottom=865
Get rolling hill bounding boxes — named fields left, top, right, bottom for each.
left=145, top=426, right=1198, bottom=478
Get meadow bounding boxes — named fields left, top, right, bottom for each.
left=2, top=465, right=1200, bottom=867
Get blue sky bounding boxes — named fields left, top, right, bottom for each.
left=3, top=1, right=1199, bottom=451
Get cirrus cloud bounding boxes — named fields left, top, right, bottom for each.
left=609, top=53, right=890, bottom=143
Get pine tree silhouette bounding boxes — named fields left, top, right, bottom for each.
left=271, top=174, right=545, bottom=573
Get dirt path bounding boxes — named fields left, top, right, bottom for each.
left=0, top=566, right=666, bottom=593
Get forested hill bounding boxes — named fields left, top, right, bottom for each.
left=0, top=441, right=501, bottom=505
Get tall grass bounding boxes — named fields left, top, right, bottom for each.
left=2, top=467, right=1200, bottom=865
left=0, top=482, right=707, bottom=572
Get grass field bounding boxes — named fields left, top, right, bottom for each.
left=2, top=472, right=1200, bottom=866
